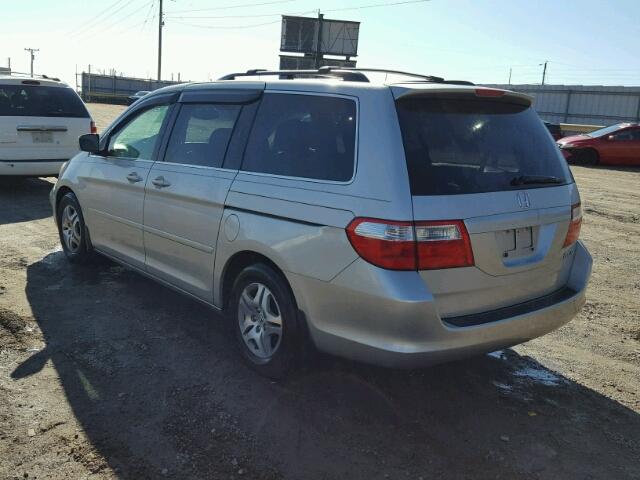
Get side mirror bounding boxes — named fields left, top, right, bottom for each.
left=79, top=133, right=100, bottom=153
left=607, top=135, right=616, bottom=141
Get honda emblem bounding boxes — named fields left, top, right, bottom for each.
left=517, top=191, right=531, bottom=209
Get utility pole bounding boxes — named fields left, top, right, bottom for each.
left=508, top=67, right=512, bottom=85
left=157, top=0, right=164, bottom=81
left=541, top=60, right=548, bottom=86
left=24, top=48, right=39, bottom=77
left=314, top=10, right=324, bottom=69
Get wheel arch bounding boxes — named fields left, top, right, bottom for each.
left=219, top=250, right=295, bottom=312
left=54, top=186, right=75, bottom=220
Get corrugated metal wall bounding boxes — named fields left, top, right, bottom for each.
left=486, top=84, right=640, bottom=126
left=80, top=73, right=182, bottom=103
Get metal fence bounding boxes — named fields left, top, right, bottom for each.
left=487, top=84, right=640, bottom=126
left=79, top=72, right=183, bottom=104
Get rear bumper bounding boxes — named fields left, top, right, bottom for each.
left=0, top=159, right=66, bottom=176
left=291, top=241, right=592, bottom=368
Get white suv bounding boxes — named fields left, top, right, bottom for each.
left=0, top=74, right=95, bottom=176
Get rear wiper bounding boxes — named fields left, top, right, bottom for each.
left=510, top=175, right=563, bottom=186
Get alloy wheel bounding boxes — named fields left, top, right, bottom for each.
left=237, top=282, right=283, bottom=360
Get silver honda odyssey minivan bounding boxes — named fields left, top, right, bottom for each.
left=51, top=67, right=592, bottom=378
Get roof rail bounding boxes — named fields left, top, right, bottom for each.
left=219, top=68, right=370, bottom=82
left=321, top=67, right=445, bottom=83
left=1, top=71, right=62, bottom=82
left=218, top=67, right=473, bottom=85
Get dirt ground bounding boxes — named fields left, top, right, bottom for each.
left=0, top=104, right=638, bottom=479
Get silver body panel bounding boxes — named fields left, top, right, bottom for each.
left=52, top=78, right=593, bottom=368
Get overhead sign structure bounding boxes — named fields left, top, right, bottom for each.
left=280, top=14, right=360, bottom=69
left=279, top=55, right=357, bottom=70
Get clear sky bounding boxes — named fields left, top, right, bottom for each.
left=3, top=0, right=640, bottom=88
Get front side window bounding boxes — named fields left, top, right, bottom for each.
left=0, top=85, right=89, bottom=118
left=107, top=105, right=169, bottom=160
left=164, top=103, right=241, bottom=167
left=242, top=93, right=356, bottom=181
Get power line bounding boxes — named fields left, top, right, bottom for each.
left=74, top=1, right=154, bottom=39
left=166, top=0, right=295, bottom=15
left=167, top=9, right=311, bottom=19
left=66, top=0, right=128, bottom=35
left=171, top=18, right=286, bottom=29
left=171, top=0, right=431, bottom=30
left=323, top=0, right=431, bottom=13
left=68, top=0, right=130, bottom=37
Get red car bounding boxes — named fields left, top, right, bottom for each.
left=557, top=123, right=640, bottom=166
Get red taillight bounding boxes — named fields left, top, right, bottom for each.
left=563, top=202, right=582, bottom=247
left=90, top=120, right=97, bottom=134
left=415, top=220, right=474, bottom=270
left=475, top=88, right=505, bottom=97
left=346, top=218, right=416, bottom=270
left=346, top=218, right=474, bottom=271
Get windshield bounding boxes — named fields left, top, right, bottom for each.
left=396, top=97, right=573, bottom=195
left=587, top=124, right=624, bottom=137
left=0, top=84, right=89, bottom=118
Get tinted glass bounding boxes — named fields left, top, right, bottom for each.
left=107, top=105, right=169, bottom=160
left=242, top=93, right=356, bottom=181
left=611, top=129, right=634, bottom=141
left=0, top=85, right=89, bottom=118
left=396, top=98, right=572, bottom=195
left=164, top=103, right=241, bottom=167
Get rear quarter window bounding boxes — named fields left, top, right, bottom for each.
left=0, top=84, right=89, bottom=118
left=242, top=93, right=357, bottom=181
left=396, top=97, right=572, bottom=195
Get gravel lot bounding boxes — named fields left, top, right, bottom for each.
left=0, top=104, right=638, bottom=479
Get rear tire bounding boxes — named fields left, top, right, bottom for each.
left=56, top=192, right=94, bottom=264
left=228, top=263, right=298, bottom=379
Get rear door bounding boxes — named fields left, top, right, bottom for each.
left=394, top=88, right=579, bottom=318
left=0, top=82, right=91, bottom=161
left=142, top=89, right=260, bottom=302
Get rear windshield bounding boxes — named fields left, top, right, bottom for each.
left=396, top=97, right=572, bottom=195
left=0, top=84, right=89, bottom=118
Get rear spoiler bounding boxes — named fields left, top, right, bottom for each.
left=391, top=85, right=532, bottom=107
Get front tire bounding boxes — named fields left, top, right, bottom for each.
left=57, top=192, right=93, bottom=263
left=577, top=148, right=599, bottom=165
left=228, top=264, right=298, bottom=379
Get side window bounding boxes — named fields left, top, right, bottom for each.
left=164, top=103, right=241, bottom=167
left=107, top=105, right=169, bottom=159
left=611, top=130, right=633, bottom=141
left=242, top=93, right=357, bottom=181
left=630, top=129, right=640, bottom=141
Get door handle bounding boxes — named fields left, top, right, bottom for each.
left=126, top=172, right=143, bottom=183
left=151, top=176, right=171, bottom=188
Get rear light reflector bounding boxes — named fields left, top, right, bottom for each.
left=346, top=218, right=474, bottom=271
left=563, top=202, right=582, bottom=247
left=415, top=220, right=474, bottom=270
left=475, top=88, right=505, bottom=97
left=90, top=120, right=97, bottom=134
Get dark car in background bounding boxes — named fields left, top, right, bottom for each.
left=127, top=90, right=150, bottom=105
left=544, top=121, right=563, bottom=141
left=557, top=123, right=640, bottom=166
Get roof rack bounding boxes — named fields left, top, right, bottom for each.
left=219, top=67, right=473, bottom=85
